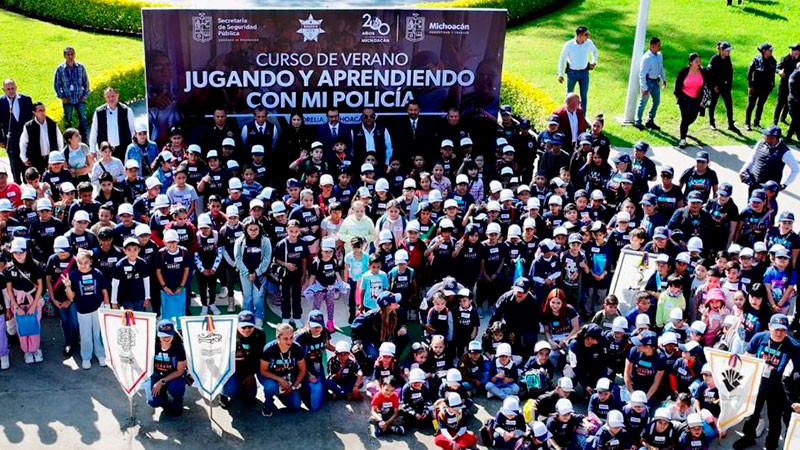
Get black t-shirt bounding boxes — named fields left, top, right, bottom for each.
left=111, top=257, right=149, bottom=302
left=274, top=238, right=310, bottom=269
left=261, top=340, right=305, bottom=383
left=626, top=348, right=666, bottom=391
left=234, top=328, right=267, bottom=379
left=154, top=340, right=186, bottom=376
left=295, top=329, right=329, bottom=377
left=45, top=254, right=74, bottom=301
left=4, top=262, right=43, bottom=293
left=480, top=241, right=505, bottom=275
left=310, top=257, right=340, bottom=287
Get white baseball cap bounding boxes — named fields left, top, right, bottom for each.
left=36, top=198, right=53, bottom=211
left=163, top=229, right=180, bottom=243
left=611, top=316, right=629, bottom=333
left=145, top=176, right=162, bottom=190
left=118, top=203, right=134, bottom=216
left=378, top=230, right=394, bottom=244
left=527, top=197, right=540, bottom=210
left=394, top=249, right=409, bottom=264
left=73, top=210, right=90, bottom=223
left=228, top=177, right=243, bottom=190
left=455, top=174, right=469, bottom=185
left=556, top=398, right=574, bottom=415
left=558, top=377, right=574, bottom=392
left=321, top=238, right=337, bottom=251
left=534, top=341, right=552, bottom=353
left=630, top=390, right=648, bottom=406
left=496, top=342, right=512, bottom=357
left=429, top=189, right=443, bottom=203
left=153, top=194, right=170, bottom=210
left=486, top=200, right=501, bottom=212
left=60, top=181, right=76, bottom=193
left=507, top=224, right=522, bottom=237
left=489, top=180, right=503, bottom=193
left=444, top=199, right=459, bottom=209
left=375, top=178, right=390, bottom=193
left=409, top=368, right=426, bottom=383
left=403, top=178, right=416, bottom=189
left=125, top=159, right=140, bottom=169
left=406, top=220, right=420, bottom=232
left=226, top=205, right=240, bottom=217
left=135, top=224, right=151, bottom=236
left=499, top=189, right=514, bottom=202
left=607, top=410, right=624, bottom=428
left=320, top=174, right=334, bottom=186
left=53, top=236, right=70, bottom=252
left=198, top=213, right=213, bottom=228
left=486, top=222, right=502, bottom=235
left=378, top=342, right=396, bottom=356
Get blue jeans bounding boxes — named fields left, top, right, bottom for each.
left=240, top=274, right=266, bottom=320
left=325, top=376, right=358, bottom=397
left=258, top=376, right=302, bottom=412
left=566, top=68, right=590, bottom=112
left=56, top=301, right=80, bottom=345
left=63, top=102, right=87, bottom=138
left=637, top=78, right=662, bottom=124
left=301, top=376, right=324, bottom=411
left=485, top=380, right=520, bottom=399
left=121, top=299, right=145, bottom=312
left=221, top=375, right=257, bottom=400
left=146, top=374, right=185, bottom=412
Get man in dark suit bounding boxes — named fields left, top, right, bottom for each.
left=0, top=79, right=34, bottom=183
left=390, top=99, right=434, bottom=167
left=552, top=92, right=588, bottom=152
left=315, top=107, right=352, bottom=161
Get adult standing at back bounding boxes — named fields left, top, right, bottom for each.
left=773, top=43, right=800, bottom=126
left=88, top=87, right=135, bottom=160
left=744, top=43, right=777, bottom=132
left=0, top=79, right=34, bottom=184
left=557, top=26, right=598, bottom=114
left=673, top=53, right=710, bottom=149
left=19, top=102, right=63, bottom=174
left=707, top=41, right=739, bottom=133
left=53, top=46, right=89, bottom=139
left=552, top=93, right=588, bottom=150
left=635, top=37, right=667, bottom=131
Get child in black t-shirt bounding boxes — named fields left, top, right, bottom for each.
left=302, top=238, right=348, bottom=333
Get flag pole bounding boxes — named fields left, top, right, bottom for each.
left=622, top=0, right=652, bottom=123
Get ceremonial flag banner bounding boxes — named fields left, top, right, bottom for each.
left=99, top=309, right=157, bottom=398
left=141, top=8, right=507, bottom=129
left=609, top=250, right=658, bottom=314
left=179, top=315, right=238, bottom=400
left=703, top=347, right=766, bottom=431
left=786, top=413, right=800, bottom=450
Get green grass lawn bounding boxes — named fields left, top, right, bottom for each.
left=505, top=0, right=800, bottom=147
left=0, top=9, right=141, bottom=114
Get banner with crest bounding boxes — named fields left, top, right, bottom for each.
left=99, top=309, right=157, bottom=398
left=609, top=250, right=658, bottom=314
left=786, top=413, right=800, bottom=450
left=179, top=315, right=238, bottom=401
left=703, top=347, right=766, bottom=431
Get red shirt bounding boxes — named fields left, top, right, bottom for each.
left=0, top=182, right=22, bottom=208
left=371, top=391, right=399, bottom=414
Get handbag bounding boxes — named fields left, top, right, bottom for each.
left=267, top=242, right=289, bottom=284
left=16, top=310, right=40, bottom=337
left=699, top=85, right=713, bottom=109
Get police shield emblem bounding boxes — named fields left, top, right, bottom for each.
left=180, top=315, right=237, bottom=400
left=192, top=13, right=213, bottom=43
left=405, top=13, right=425, bottom=42
left=99, top=309, right=157, bottom=398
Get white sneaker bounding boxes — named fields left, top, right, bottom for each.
left=0, top=355, right=9, bottom=370
left=98, top=357, right=107, bottom=367
left=756, top=417, right=765, bottom=437
left=210, top=305, right=221, bottom=315
left=217, top=287, right=229, bottom=299
left=34, top=349, right=43, bottom=363
left=227, top=297, right=235, bottom=312
left=201, top=306, right=209, bottom=316
left=486, top=391, right=495, bottom=399
left=82, top=360, right=92, bottom=370
left=256, top=318, right=264, bottom=328
left=24, top=353, right=34, bottom=364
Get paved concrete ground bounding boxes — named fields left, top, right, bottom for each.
left=1, top=143, right=796, bottom=449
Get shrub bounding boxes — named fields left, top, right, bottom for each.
left=500, top=73, right=560, bottom=128
left=419, top=0, right=567, bottom=24
left=48, top=62, right=146, bottom=128
left=0, top=0, right=161, bottom=35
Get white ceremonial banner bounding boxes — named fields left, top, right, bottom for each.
left=609, top=250, right=658, bottom=314
left=703, top=347, right=766, bottom=431
left=785, top=413, right=800, bottom=450
left=99, top=309, right=157, bottom=398
left=179, top=315, right=237, bottom=401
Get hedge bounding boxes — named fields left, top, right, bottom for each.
left=47, top=62, right=146, bottom=128
left=500, top=73, right=560, bottom=126
left=0, top=0, right=160, bottom=35
left=419, top=0, right=567, bottom=25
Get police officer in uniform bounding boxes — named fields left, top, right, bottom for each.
left=707, top=41, right=738, bottom=132
left=774, top=44, right=800, bottom=126
left=739, top=125, right=799, bottom=196
left=199, top=107, right=241, bottom=159
left=744, top=43, right=777, bottom=132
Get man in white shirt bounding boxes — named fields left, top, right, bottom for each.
left=88, top=87, right=136, bottom=159
left=19, top=102, right=63, bottom=173
left=557, top=26, right=598, bottom=114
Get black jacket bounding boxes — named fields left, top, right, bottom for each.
left=747, top=54, right=777, bottom=90
left=707, top=54, right=733, bottom=90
